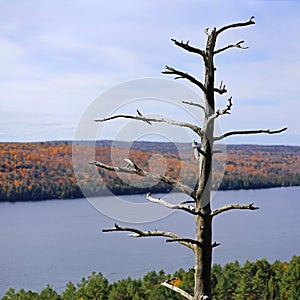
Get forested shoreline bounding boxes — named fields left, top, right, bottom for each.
left=1, top=141, right=300, bottom=202
left=2, top=256, right=300, bottom=299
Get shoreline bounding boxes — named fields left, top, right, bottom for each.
left=1, top=184, right=299, bottom=203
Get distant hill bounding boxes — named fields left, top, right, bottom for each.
left=1, top=141, right=300, bottom=201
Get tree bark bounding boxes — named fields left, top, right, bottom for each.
left=192, top=26, right=217, bottom=300
left=194, top=214, right=212, bottom=299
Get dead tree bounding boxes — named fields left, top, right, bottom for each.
left=89, top=17, right=287, bottom=300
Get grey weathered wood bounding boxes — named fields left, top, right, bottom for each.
left=90, top=17, right=287, bottom=299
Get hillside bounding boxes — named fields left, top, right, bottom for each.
left=0, top=141, right=300, bottom=201
left=3, top=256, right=300, bottom=300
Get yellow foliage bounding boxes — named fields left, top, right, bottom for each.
left=282, top=262, right=288, bottom=271
left=168, top=277, right=182, bottom=287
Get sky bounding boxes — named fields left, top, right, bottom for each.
left=0, top=0, right=299, bottom=145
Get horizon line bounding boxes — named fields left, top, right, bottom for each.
left=0, top=139, right=299, bottom=148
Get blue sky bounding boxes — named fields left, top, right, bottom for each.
left=0, top=0, right=299, bottom=145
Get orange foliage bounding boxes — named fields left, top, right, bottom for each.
left=0, top=142, right=300, bottom=201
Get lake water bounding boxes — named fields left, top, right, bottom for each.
left=0, top=187, right=299, bottom=296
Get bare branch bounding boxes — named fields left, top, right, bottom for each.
left=95, top=113, right=203, bottom=136
left=146, top=193, right=197, bottom=215
left=212, top=241, right=221, bottom=248
left=162, top=65, right=206, bottom=93
left=89, top=160, right=139, bottom=175
left=214, top=80, right=227, bottom=94
left=102, top=223, right=194, bottom=249
left=89, top=160, right=196, bottom=198
left=207, top=97, right=232, bottom=123
left=182, top=100, right=205, bottom=112
left=166, top=238, right=202, bottom=247
left=213, top=87, right=227, bottom=95
left=136, top=109, right=152, bottom=124
left=180, top=200, right=195, bottom=205
left=211, top=203, right=259, bottom=217
left=123, top=158, right=143, bottom=172
left=216, top=16, right=255, bottom=36
left=214, top=40, right=249, bottom=55
left=171, top=38, right=206, bottom=59
left=161, top=281, right=193, bottom=300
left=214, top=127, right=288, bottom=141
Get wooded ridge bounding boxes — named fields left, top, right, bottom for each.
left=1, top=141, right=299, bottom=202
left=2, top=256, right=300, bottom=299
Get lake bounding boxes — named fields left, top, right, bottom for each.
left=0, top=187, right=299, bottom=296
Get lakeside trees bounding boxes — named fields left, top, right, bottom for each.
left=3, top=256, right=300, bottom=299
left=0, top=142, right=299, bottom=202
left=0, top=142, right=83, bottom=201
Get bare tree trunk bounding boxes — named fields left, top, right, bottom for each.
left=194, top=133, right=214, bottom=299
left=193, top=26, right=216, bottom=299
left=194, top=212, right=212, bottom=299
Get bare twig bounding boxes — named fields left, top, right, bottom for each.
left=171, top=38, right=206, bottom=60
left=214, top=40, right=249, bottom=55
left=162, top=65, right=206, bottom=93
left=89, top=160, right=196, bottom=198
left=204, top=28, right=210, bottom=36
left=213, top=80, right=227, bottom=94
left=123, top=158, right=143, bottom=171
left=102, top=223, right=194, bottom=249
left=146, top=193, right=197, bottom=215
left=207, top=97, right=232, bottom=123
left=212, top=241, right=221, bottom=248
left=166, top=238, right=202, bottom=247
left=180, top=200, right=195, bottom=205
left=216, top=16, right=255, bottom=35
left=89, top=160, right=140, bottom=174
left=211, top=203, right=259, bottom=217
left=182, top=100, right=205, bottom=112
left=214, top=127, right=287, bottom=141
left=95, top=113, right=203, bottom=136
left=136, top=109, right=152, bottom=124
left=161, top=281, right=193, bottom=300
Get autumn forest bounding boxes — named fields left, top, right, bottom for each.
left=1, top=141, right=300, bottom=202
